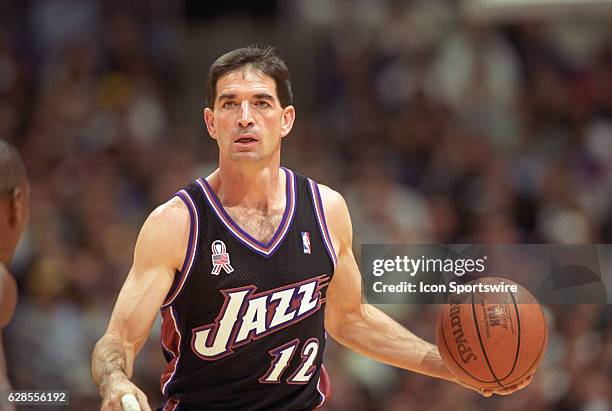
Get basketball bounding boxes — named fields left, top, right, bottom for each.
left=435, top=277, right=548, bottom=390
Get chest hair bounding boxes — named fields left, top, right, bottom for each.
left=225, top=206, right=284, bottom=244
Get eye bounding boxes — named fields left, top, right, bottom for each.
left=255, top=101, right=271, bottom=108
left=222, top=101, right=238, bottom=109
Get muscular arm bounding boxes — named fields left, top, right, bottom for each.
left=91, top=197, right=190, bottom=408
left=321, top=187, right=534, bottom=396
left=321, top=187, right=451, bottom=380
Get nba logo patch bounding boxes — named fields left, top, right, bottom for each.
left=301, top=232, right=311, bottom=254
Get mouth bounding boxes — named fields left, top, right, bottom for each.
left=233, top=134, right=259, bottom=145
left=235, top=137, right=257, bottom=143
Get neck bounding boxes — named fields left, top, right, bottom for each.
left=213, top=156, right=284, bottom=209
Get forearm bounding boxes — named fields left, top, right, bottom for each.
left=91, top=333, right=135, bottom=395
left=328, top=305, right=451, bottom=381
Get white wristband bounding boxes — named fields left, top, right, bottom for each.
left=121, top=394, right=141, bottom=411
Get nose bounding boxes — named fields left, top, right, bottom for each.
left=237, top=101, right=254, bottom=128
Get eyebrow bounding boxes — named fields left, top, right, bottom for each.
left=217, top=93, right=236, bottom=102
left=253, top=93, right=274, bottom=101
left=217, top=93, right=275, bottom=102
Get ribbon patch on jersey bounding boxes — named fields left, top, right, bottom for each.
left=301, top=232, right=311, bottom=254
left=211, top=240, right=234, bottom=275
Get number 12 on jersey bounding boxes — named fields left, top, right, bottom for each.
left=259, top=338, right=319, bottom=384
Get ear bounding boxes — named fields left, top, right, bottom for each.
left=204, top=107, right=217, bottom=140
left=9, top=185, right=29, bottom=229
left=280, top=105, right=296, bottom=138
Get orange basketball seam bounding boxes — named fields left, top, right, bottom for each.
left=495, top=307, right=548, bottom=387
left=495, top=290, right=522, bottom=381
left=471, top=291, right=505, bottom=388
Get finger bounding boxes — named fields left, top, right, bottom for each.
left=135, top=391, right=153, bottom=411
left=503, top=374, right=534, bottom=393
left=102, top=398, right=120, bottom=411
left=491, top=379, right=532, bottom=396
left=102, top=398, right=121, bottom=411
left=480, top=389, right=493, bottom=397
left=516, top=374, right=534, bottom=389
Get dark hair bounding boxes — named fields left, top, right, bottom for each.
left=0, top=139, right=27, bottom=194
left=205, top=46, right=293, bottom=108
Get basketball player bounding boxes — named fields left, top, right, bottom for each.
left=0, top=139, right=30, bottom=411
left=92, top=47, right=532, bottom=411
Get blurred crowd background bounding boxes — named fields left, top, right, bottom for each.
left=1, top=0, right=611, bottom=410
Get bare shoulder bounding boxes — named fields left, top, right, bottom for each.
left=140, top=196, right=192, bottom=240
left=135, top=195, right=193, bottom=271
left=147, top=196, right=190, bottom=227
left=316, top=184, right=348, bottom=217
left=315, top=183, right=352, bottom=247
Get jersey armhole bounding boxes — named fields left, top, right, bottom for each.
left=161, top=190, right=199, bottom=308
left=307, top=179, right=338, bottom=270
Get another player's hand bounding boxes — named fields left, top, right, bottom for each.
left=100, top=374, right=151, bottom=411
left=456, top=373, right=534, bottom=397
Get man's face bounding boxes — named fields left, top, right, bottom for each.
left=204, top=68, right=295, bottom=164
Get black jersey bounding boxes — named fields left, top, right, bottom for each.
left=158, top=167, right=336, bottom=411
